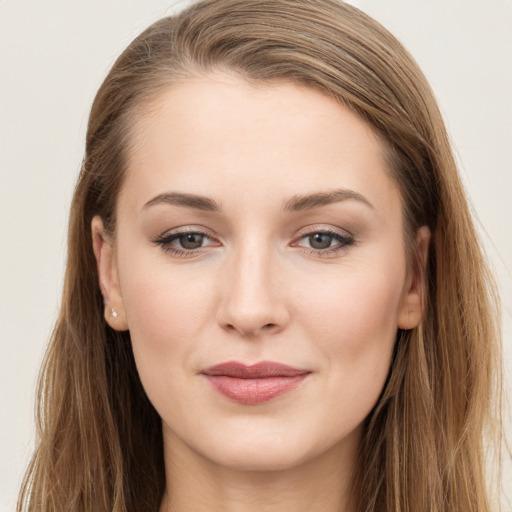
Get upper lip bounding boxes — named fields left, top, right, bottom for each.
left=201, top=361, right=310, bottom=379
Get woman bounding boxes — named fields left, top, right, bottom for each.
left=17, top=1, right=502, bottom=511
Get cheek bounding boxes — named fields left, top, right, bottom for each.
left=116, top=249, right=216, bottom=386
left=296, top=260, right=405, bottom=415
left=299, top=258, right=404, bottom=341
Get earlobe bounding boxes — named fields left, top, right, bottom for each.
left=397, top=226, right=431, bottom=330
left=91, top=216, right=129, bottom=331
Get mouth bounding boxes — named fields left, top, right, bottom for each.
left=201, top=361, right=311, bottom=405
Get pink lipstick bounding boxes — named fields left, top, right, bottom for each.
left=201, top=361, right=310, bottom=405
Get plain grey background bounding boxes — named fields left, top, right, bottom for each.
left=1, top=1, right=510, bottom=510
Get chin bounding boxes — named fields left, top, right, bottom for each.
left=206, top=443, right=311, bottom=472
left=192, top=424, right=337, bottom=473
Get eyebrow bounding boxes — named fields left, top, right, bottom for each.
left=283, top=189, right=374, bottom=212
left=143, top=192, right=222, bottom=212
left=142, top=188, right=373, bottom=213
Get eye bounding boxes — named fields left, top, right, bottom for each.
left=306, top=232, right=337, bottom=250
left=292, top=229, right=354, bottom=256
left=153, top=229, right=220, bottom=256
left=176, top=233, right=207, bottom=250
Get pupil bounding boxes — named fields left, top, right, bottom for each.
left=180, top=233, right=203, bottom=249
left=309, top=233, right=332, bottom=249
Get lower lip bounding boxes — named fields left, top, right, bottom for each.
left=204, top=374, right=309, bottom=404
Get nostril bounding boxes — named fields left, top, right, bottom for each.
left=217, top=291, right=290, bottom=336
left=222, top=322, right=279, bottom=336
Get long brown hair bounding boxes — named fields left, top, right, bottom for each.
left=18, top=1, right=502, bottom=510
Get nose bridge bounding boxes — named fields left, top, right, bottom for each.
left=217, top=236, right=288, bottom=336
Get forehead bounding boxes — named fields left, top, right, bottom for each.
left=120, top=72, right=400, bottom=217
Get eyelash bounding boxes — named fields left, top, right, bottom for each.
left=152, top=228, right=354, bottom=258
left=152, top=228, right=220, bottom=257
left=293, top=229, right=354, bottom=257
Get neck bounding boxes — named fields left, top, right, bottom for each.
left=159, top=425, right=361, bottom=512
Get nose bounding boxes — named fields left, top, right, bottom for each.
left=216, top=243, right=290, bottom=337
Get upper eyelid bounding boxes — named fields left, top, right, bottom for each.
left=294, top=225, right=353, bottom=239
left=156, top=225, right=218, bottom=239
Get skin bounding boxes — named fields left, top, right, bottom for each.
left=92, top=73, right=429, bottom=512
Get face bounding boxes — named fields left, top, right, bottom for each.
left=93, top=73, right=426, bottom=472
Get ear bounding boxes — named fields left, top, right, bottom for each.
left=91, top=216, right=129, bottom=331
left=397, top=226, right=431, bottom=330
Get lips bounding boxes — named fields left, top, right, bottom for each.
left=201, top=361, right=311, bottom=405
